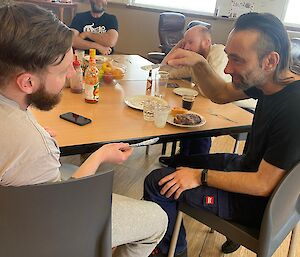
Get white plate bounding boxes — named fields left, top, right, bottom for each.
left=167, top=111, right=206, bottom=128
left=124, top=95, right=168, bottom=110
left=173, top=87, right=198, bottom=97
left=84, top=55, right=109, bottom=63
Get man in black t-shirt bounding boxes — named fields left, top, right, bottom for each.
left=70, top=0, right=118, bottom=55
left=144, top=13, right=300, bottom=257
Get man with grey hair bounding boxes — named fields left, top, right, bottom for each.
left=162, top=25, right=231, bottom=83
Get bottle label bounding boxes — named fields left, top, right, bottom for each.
left=146, top=79, right=152, bottom=90
left=85, top=82, right=99, bottom=102
left=146, top=78, right=152, bottom=95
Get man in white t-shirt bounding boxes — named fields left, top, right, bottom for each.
left=161, top=25, right=231, bottom=83
left=0, top=3, right=167, bottom=257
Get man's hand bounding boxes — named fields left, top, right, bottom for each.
left=165, top=48, right=207, bottom=67
left=97, top=45, right=112, bottom=55
left=79, top=31, right=89, bottom=40
left=176, top=39, right=186, bottom=49
left=78, top=32, right=111, bottom=55
left=99, top=143, right=133, bottom=164
left=159, top=167, right=201, bottom=199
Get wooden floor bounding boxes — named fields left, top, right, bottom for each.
left=61, top=135, right=300, bottom=257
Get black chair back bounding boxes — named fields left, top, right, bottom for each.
left=186, top=20, right=212, bottom=30
left=158, top=12, right=186, bottom=54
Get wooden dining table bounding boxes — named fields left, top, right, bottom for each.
left=32, top=55, right=253, bottom=156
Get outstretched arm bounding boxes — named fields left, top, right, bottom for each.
left=72, top=143, right=133, bottom=179
left=165, top=48, right=249, bottom=104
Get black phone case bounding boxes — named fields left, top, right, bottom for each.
left=59, top=112, right=92, bottom=126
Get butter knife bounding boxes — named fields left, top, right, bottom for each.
left=141, top=63, right=166, bottom=71
left=129, top=137, right=160, bottom=147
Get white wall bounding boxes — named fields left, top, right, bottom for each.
left=75, top=0, right=292, bottom=57
left=77, top=2, right=235, bottom=56
left=215, top=0, right=287, bottom=19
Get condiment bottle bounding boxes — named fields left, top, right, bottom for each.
left=146, top=69, right=152, bottom=95
left=70, top=55, right=83, bottom=94
left=84, top=49, right=99, bottom=103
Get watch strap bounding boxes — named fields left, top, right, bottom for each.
left=201, top=169, right=208, bottom=186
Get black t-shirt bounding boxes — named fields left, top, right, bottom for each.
left=242, top=81, right=300, bottom=171
left=230, top=81, right=300, bottom=227
left=70, top=11, right=118, bottom=54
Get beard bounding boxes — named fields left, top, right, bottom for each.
left=91, top=2, right=105, bottom=13
left=232, top=68, right=268, bottom=91
left=27, top=83, right=62, bottom=111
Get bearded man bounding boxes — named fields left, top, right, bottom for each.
left=144, top=12, right=300, bottom=257
left=70, top=0, right=118, bottom=55
left=0, top=3, right=167, bottom=257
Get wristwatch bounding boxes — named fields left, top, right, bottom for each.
left=201, top=169, right=208, bottom=186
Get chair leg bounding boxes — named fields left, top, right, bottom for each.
left=168, top=211, right=183, bottom=257
left=233, top=139, right=239, bottom=154
left=146, top=145, right=150, bottom=155
left=171, top=141, right=177, bottom=156
left=162, top=142, right=167, bottom=155
left=287, top=222, right=300, bottom=257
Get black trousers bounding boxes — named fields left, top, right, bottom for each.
left=143, top=153, right=268, bottom=255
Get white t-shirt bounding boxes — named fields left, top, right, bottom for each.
left=0, top=94, right=61, bottom=186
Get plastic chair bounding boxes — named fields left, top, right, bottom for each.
left=168, top=162, right=300, bottom=257
left=290, top=38, right=300, bottom=74
left=147, top=16, right=213, bottom=64
left=0, top=169, right=114, bottom=257
left=186, top=20, right=212, bottom=30
left=147, top=12, right=186, bottom=64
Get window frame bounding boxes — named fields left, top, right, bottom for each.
left=283, top=0, right=300, bottom=28
left=128, top=0, right=218, bottom=17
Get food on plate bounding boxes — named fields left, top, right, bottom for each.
left=174, top=113, right=202, bottom=125
left=170, top=107, right=188, bottom=116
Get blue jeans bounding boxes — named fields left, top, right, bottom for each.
left=143, top=153, right=266, bottom=255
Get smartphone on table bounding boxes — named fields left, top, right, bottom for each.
left=59, top=112, right=92, bottom=126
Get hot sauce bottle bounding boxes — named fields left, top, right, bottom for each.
left=84, top=49, right=99, bottom=103
left=145, top=69, right=152, bottom=95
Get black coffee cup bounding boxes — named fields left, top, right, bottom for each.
left=182, top=95, right=195, bottom=110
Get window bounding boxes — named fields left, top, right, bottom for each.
left=131, top=0, right=217, bottom=15
left=284, top=0, right=300, bottom=26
